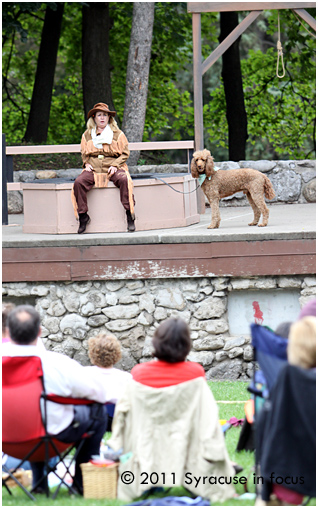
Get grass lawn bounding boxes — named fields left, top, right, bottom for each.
left=3, top=380, right=314, bottom=506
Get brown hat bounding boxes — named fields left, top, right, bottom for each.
left=87, top=102, right=116, bottom=119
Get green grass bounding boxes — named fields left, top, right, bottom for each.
left=3, top=381, right=314, bottom=506
left=208, top=380, right=249, bottom=403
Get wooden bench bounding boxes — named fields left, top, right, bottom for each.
left=5, top=140, right=194, bottom=191
left=4, top=140, right=204, bottom=233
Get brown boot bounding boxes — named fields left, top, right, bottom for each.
left=78, top=212, right=91, bottom=234
left=126, top=210, right=135, bottom=232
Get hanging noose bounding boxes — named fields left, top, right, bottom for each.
left=276, top=11, right=285, bottom=78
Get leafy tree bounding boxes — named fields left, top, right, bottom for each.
left=48, top=3, right=84, bottom=143
left=24, top=2, right=64, bottom=143
left=82, top=2, right=115, bottom=120
left=219, top=11, right=248, bottom=161
left=205, top=9, right=316, bottom=159
left=2, top=4, right=315, bottom=162
left=122, top=2, right=155, bottom=165
left=2, top=2, right=43, bottom=45
left=2, top=3, right=45, bottom=142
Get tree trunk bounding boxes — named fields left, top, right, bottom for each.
left=23, top=3, right=64, bottom=143
left=82, top=3, right=115, bottom=121
left=122, top=2, right=154, bottom=166
left=219, top=12, right=248, bottom=161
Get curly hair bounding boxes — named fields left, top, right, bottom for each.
left=88, top=333, right=122, bottom=368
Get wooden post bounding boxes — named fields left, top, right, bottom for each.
left=201, top=11, right=262, bottom=74
left=192, top=13, right=206, bottom=213
left=192, top=13, right=204, bottom=152
left=187, top=148, right=194, bottom=173
left=2, top=134, right=8, bottom=225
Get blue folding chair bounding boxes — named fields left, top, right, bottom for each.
left=237, top=325, right=289, bottom=480
left=250, top=323, right=288, bottom=392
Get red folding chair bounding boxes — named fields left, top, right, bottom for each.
left=2, top=355, right=103, bottom=499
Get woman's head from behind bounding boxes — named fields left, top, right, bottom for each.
left=88, top=333, right=122, bottom=368
left=288, top=316, right=316, bottom=369
left=152, top=317, right=192, bottom=363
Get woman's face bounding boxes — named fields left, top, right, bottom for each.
left=94, top=111, right=109, bottom=130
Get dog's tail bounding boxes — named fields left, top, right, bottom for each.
left=264, top=175, right=275, bottom=200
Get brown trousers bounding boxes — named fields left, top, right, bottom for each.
left=73, top=169, right=134, bottom=215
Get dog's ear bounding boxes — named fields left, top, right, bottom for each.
left=191, top=157, right=199, bottom=179
left=205, top=155, right=215, bottom=177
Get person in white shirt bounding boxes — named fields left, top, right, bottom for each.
left=86, top=333, right=132, bottom=430
left=4, top=305, right=108, bottom=495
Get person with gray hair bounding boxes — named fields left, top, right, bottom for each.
left=4, top=305, right=108, bottom=495
left=2, top=302, right=15, bottom=343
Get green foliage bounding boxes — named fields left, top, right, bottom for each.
left=47, top=4, right=85, bottom=143
left=2, top=4, right=45, bottom=142
left=2, top=3, right=44, bottom=43
left=204, top=9, right=316, bottom=159
left=2, top=3, right=84, bottom=145
left=2, top=3, right=316, bottom=160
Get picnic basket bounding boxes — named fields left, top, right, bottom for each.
left=80, top=461, right=118, bottom=499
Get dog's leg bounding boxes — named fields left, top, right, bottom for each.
left=250, top=193, right=270, bottom=227
left=245, top=191, right=261, bottom=226
left=207, top=197, right=221, bottom=229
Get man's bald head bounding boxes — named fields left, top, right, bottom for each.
left=7, top=305, right=41, bottom=345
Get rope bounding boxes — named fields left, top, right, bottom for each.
left=135, top=174, right=200, bottom=194
left=292, top=10, right=316, bottom=39
left=276, top=12, right=285, bottom=78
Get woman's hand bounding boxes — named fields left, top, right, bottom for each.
left=108, top=166, right=117, bottom=176
left=84, top=163, right=93, bottom=172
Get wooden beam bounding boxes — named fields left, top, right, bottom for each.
left=192, top=13, right=204, bottom=152
left=128, top=141, right=194, bottom=151
left=202, top=10, right=262, bottom=75
left=6, top=144, right=81, bottom=155
left=293, top=8, right=316, bottom=31
left=2, top=239, right=316, bottom=282
left=6, top=140, right=195, bottom=156
left=188, top=2, right=316, bottom=13
left=7, top=183, right=21, bottom=191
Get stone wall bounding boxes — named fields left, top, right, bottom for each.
left=8, top=159, right=316, bottom=213
left=2, top=275, right=315, bottom=380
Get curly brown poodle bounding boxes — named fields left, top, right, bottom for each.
left=191, top=149, right=275, bottom=228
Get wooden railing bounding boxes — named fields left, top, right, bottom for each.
left=6, top=140, right=194, bottom=155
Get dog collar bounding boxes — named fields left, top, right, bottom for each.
left=198, top=174, right=211, bottom=186
left=198, top=166, right=220, bottom=186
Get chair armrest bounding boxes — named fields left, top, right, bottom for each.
left=45, top=393, right=99, bottom=405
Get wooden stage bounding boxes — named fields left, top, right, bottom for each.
left=2, top=203, right=316, bottom=283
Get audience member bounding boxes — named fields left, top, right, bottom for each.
left=274, top=321, right=292, bottom=339
left=288, top=316, right=316, bottom=369
left=108, top=318, right=235, bottom=503
left=257, top=313, right=316, bottom=505
left=4, top=305, right=108, bottom=494
left=298, top=298, right=316, bottom=319
left=2, top=302, right=15, bottom=343
left=131, top=317, right=205, bottom=387
left=3, top=302, right=46, bottom=349
left=86, top=333, right=132, bottom=429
